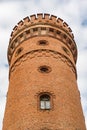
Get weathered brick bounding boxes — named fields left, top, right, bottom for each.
left=2, top=14, right=86, bottom=130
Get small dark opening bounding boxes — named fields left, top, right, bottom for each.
left=69, top=39, right=72, bottom=45
left=15, top=47, right=23, bottom=56
left=20, top=34, right=23, bottom=38
left=40, top=67, right=48, bottom=72
left=49, top=28, right=54, bottom=32
left=38, top=65, right=51, bottom=73
left=63, top=34, right=67, bottom=39
left=57, top=30, right=61, bottom=35
left=17, top=48, right=22, bottom=54
left=62, top=46, right=70, bottom=55
left=38, top=40, right=48, bottom=45
left=33, top=28, right=38, bottom=32
left=26, top=30, right=30, bottom=34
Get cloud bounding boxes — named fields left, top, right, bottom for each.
left=0, top=66, right=8, bottom=130
left=0, top=97, right=6, bottom=130
left=81, top=19, right=87, bottom=26
left=0, top=0, right=87, bottom=129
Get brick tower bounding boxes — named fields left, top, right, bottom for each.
left=2, top=14, right=86, bottom=130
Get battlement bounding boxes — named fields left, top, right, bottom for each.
left=8, top=13, right=77, bottom=64
left=10, top=13, right=74, bottom=40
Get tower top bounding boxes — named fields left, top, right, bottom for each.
left=8, top=13, right=77, bottom=64
left=3, top=13, right=86, bottom=130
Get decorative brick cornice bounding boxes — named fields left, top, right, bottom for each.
left=10, top=14, right=74, bottom=40
left=8, top=13, right=77, bottom=64
left=9, top=49, right=77, bottom=79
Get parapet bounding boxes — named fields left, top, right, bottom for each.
left=8, top=13, right=77, bottom=64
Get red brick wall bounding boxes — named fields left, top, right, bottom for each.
left=3, top=14, right=86, bottom=130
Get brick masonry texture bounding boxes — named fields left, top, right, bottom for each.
left=2, top=14, right=86, bottom=130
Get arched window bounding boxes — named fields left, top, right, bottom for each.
left=40, top=94, right=51, bottom=110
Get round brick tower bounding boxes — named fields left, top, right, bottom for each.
left=3, top=14, right=86, bottom=130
